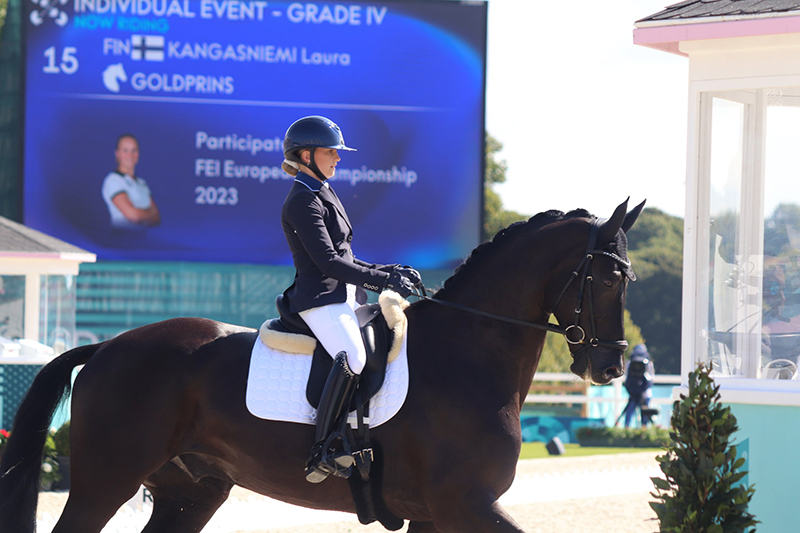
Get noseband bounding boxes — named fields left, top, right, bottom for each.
left=416, top=218, right=630, bottom=354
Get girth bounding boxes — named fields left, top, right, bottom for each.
left=267, top=294, right=393, bottom=409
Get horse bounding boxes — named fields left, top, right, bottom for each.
left=0, top=198, right=644, bottom=533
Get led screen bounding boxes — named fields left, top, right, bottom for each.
left=22, top=0, right=486, bottom=268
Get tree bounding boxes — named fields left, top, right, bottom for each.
left=483, top=133, right=527, bottom=241
left=625, top=208, right=684, bottom=374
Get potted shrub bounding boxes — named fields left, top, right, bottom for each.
left=650, top=363, right=758, bottom=532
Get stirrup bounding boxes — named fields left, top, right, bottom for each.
left=305, top=432, right=354, bottom=483
left=305, top=453, right=355, bottom=483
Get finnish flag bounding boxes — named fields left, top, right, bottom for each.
left=131, top=35, right=165, bottom=61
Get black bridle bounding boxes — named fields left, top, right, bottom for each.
left=414, top=218, right=630, bottom=353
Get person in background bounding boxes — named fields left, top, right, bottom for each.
left=102, top=134, right=160, bottom=229
left=279, top=116, right=420, bottom=483
left=621, top=344, right=655, bottom=427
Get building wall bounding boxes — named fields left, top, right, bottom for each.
left=685, top=35, right=800, bottom=81
left=732, top=402, right=800, bottom=532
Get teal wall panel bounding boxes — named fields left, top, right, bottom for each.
left=731, top=402, right=800, bottom=532
left=0, top=364, right=43, bottom=430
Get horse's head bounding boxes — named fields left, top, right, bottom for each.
left=549, top=198, right=645, bottom=384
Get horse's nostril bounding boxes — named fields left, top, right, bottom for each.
left=605, top=367, right=623, bottom=380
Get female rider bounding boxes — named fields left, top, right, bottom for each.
left=280, top=116, right=419, bottom=483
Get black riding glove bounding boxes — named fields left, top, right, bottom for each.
left=396, top=266, right=422, bottom=285
left=383, top=270, right=415, bottom=298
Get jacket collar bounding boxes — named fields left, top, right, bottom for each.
left=294, top=172, right=326, bottom=192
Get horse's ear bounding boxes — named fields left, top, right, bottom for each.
left=622, top=199, right=647, bottom=234
left=598, top=198, right=629, bottom=244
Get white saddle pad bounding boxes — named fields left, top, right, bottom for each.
left=245, top=325, right=409, bottom=428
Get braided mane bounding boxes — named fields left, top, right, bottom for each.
left=434, top=208, right=592, bottom=298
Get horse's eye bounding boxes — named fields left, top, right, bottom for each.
left=604, top=280, right=614, bottom=288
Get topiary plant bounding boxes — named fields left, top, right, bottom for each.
left=650, top=363, right=758, bottom=533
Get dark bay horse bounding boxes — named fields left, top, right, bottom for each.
left=0, top=199, right=644, bottom=533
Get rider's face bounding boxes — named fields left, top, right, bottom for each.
left=313, top=148, right=340, bottom=179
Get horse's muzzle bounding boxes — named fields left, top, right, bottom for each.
left=570, top=347, right=624, bottom=385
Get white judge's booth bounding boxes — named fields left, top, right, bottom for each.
left=635, top=2, right=800, bottom=530
left=0, top=216, right=95, bottom=429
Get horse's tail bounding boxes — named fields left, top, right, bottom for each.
left=0, top=342, right=103, bottom=533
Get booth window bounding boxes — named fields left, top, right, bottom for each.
left=0, top=276, right=25, bottom=340
left=702, top=87, right=800, bottom=379
left=39, top=275, right=76, bottom=353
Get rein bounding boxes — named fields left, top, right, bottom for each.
left=414, top=218, right=629, bottom=353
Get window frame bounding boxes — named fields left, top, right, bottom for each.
left=684, top=75, right=800, bottom=404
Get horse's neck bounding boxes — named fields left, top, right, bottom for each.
left=449, top=229, right=569, bottom=330
left=412, top=266, right=553, bottom=408
left=413, top=224, right=583, bottom=409
left=409, top=301, right=547, bottom=412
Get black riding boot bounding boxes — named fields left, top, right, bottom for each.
left=305, top=351, right=360, bottom=483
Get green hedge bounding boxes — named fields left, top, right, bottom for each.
left=575, top=426, right=670, bottom=448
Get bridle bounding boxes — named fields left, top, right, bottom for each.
left=414, top=218, right=631, bottom=354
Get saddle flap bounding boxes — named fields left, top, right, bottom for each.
left=306, top=312, right=392, bottom=410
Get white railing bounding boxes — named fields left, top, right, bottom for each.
left=526, top=372, right=682, bottom=423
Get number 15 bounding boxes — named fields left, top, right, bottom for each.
left=43, top=46, right=79, bottom=74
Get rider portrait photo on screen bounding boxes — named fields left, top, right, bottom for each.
left=101, top=133, right=161, bottom=231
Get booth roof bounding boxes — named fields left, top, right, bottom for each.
left=639, top=0, right=800, bottom=23
left=0, top=215, right=94, bottom=259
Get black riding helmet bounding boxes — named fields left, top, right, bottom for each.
left=283, top=116, right=356, bottom=181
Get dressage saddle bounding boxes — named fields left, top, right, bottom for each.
left=264, top=294, right=394, bottom=410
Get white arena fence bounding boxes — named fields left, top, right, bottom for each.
left=525, top=372, right=682, bottom=430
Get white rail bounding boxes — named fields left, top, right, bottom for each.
left=525, top=373, right=682, bottom=423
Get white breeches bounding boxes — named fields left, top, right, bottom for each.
left=299, top=285, right=367, bottom=375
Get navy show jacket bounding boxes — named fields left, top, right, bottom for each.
left=281, top=174, right=395, bottom=313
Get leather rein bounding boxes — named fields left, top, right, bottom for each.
left=413, top=218, right=630, bottom=353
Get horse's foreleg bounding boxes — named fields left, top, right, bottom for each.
left=431, top=499, right=525, bottom=533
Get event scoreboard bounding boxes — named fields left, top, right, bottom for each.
left=21, top=0, right=487, bottom=267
